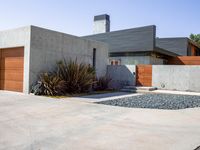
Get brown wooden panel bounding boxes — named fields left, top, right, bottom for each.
left=136, top=65, right=152, bottom=86
left=177, top=56, right=200, bottom=60
left=1, top=47, right=24, bottom=58
left=168, top=56, right=200, bottom=65
left=191, top=45, right=197, bottom=56
left=0, top=47, right=24, bottom=92
left=136, top=81, right=152, bottom=85
left=0, top=70, right=23, bottom=81
left=136, top=78, right=152, bottom=82
left=0, top=80, right=23, bottom=92
left=137, top=81, right=151, bottom=85
left=0, top=57, right=24, bottom=69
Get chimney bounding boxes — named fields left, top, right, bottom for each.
left=93, top=14, right=110, bottom=34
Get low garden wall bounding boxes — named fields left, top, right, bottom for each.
left=152, top=65, right=200, bottom=92
left=107, top=65, right=200, bottom=92
left=107, top=65, right=136, bottom=89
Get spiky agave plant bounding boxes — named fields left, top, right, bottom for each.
left=57, top=59, right=96, bottom=94
left=32, top=59, right=96, bottom=96
left=33, top=72, right=67, bottom=96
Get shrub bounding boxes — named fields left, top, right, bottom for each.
left=32, top=59, right=96, bottom=96
left=32, top=73, right=67, bottom=96
left=57, top=59, right=96, bottom=94
left=94, top=76, right=111, bottom=91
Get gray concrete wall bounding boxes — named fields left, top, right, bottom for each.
left=107, top=65, right=136, bottom=89
left=152, top=65, right=200, bottom=92
left=30, top=26, right=108, bottom=89
left=109, top=56, right=164, bottom=65
left=0, top=26, right=31, bottom=94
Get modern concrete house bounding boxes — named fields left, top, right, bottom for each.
left=0, top=26, right=108, bottom=93
left=83, top=14, right=200, bottom=65
left=1, top=14, right=200, bottom=93
left=84, top=14, right=200, bottom=92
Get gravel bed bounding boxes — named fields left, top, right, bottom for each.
left=96, top=93, right=200, bottom=110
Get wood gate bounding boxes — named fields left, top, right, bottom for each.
left=136, top=65, right=152, bottom=86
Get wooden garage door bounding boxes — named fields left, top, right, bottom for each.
left=0, top=47, right=24, bottom=92
left=136, top=65, right=152, bottom=86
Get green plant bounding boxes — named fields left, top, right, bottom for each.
left=32, top=72, right=67, bottom=96
left=190, top=34, right=200, bottom=46
left=32, top=59, right=96, bottom=96
left=57, top=59, right=96, bottom=94
left=94, top=76, right=111, bottom=91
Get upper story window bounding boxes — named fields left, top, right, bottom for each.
left=110, top=59, right=121, bottom=65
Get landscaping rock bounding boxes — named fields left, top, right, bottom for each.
left=97, top=93, right=200, bottom=110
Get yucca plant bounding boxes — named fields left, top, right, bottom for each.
left=57, top=59, right=96, bottom=94
left=32, top=59, right=96, bottom=96
left=32, top=72, right=67, bottom=96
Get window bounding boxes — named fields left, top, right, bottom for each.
left=110, top=59, right=121, bottom=65
left=197, top=49, right=200, bottom=56
left=93, top=48, right=96, bottom=68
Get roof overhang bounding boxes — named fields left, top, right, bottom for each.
left=154, top=47, right=179, bottom=57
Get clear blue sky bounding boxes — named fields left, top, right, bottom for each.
left=0, top=0, right=199, bottom=37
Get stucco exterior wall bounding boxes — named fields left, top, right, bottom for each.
left=0, top=26, right=31, bottom=94
left=29, top=26, right=108, bottom=89
left=107, top=65, right=136, bottom=89
left=152, top=65, right=200, bottom=92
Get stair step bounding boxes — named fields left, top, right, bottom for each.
left=123, top=86, right=157, bottom=91
left=123, top=86, right=136, bottom=89
left=120, top=89, right=136, bottom=92
left=120, top=89, right=155, bottom=93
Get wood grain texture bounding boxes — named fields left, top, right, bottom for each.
left=0, top=47, right=24, bottom=92
left=168, top=56, right=200, bottom=65
left=136, top=65, right=152, bottom=86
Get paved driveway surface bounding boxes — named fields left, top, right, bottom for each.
left=0, top=91, right=200, bottom=150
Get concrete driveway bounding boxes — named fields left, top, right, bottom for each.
left=0, top=91, right=200, bottom=150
